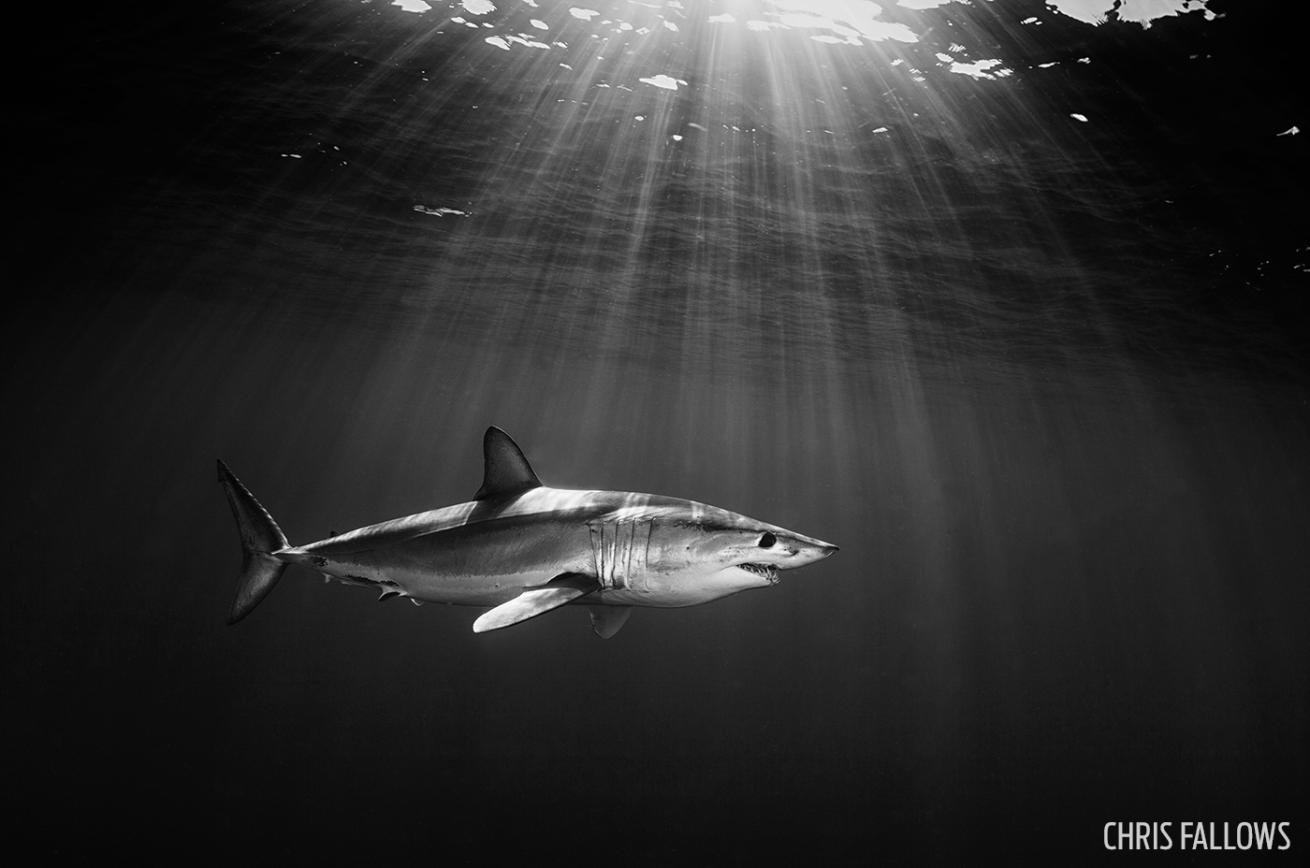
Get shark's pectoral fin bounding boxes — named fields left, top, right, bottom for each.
left=587, top=605, right=632, bottom=639
left=472, top=573, right=598, bottom=633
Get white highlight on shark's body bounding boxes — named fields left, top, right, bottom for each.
left=219, top=427, right=837, bottom=637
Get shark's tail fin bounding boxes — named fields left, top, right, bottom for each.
left=218, top=460, right=290, bottom=625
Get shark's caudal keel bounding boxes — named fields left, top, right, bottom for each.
left=219, top=427, right=837, bottom=637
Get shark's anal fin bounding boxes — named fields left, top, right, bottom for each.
left=472, top=573, right=597, bottom=633
left=587, top=606, right=632, bottom=639
left=474, top=426, right=542, bottom=501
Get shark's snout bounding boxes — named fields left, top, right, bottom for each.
left=805, top=541, right=839, bottom=565
left=772, top=535, right=838, bottom=570
left=800, top=534, right=839, bottom=555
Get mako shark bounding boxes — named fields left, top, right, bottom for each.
left=219, top=427, right=837, bottom=637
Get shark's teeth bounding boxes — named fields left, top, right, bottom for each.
left=739, top=563, right=780, bottom=583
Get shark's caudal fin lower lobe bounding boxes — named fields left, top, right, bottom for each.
left=218, top=460, right=290, bottom=624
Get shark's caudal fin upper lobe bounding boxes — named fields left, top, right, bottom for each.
left=218, top=460, right=290, bottom=624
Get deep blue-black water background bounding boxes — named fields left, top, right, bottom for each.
left=5, top=0, right=1307, bottom=861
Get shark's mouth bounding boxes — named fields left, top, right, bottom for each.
left=739, top=562, right=780, bottom=584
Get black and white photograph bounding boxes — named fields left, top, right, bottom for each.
left=6, top=0, right=1305, bottom=862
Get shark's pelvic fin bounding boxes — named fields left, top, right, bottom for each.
left=587, top=605, right=632, bottom=639
left=474, top=426, right=543, bottom=501
left=472, top=572, right=598, bottom=632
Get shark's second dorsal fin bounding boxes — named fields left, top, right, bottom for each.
left=474, top=426, right=542, bottom=501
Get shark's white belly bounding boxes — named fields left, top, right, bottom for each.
left=589, top=581, right=742, bottom=608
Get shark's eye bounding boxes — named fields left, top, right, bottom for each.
left=758, top=532, right=776, bottom=548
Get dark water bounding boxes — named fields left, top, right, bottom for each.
left=6, top=0, right=1307, bottom=862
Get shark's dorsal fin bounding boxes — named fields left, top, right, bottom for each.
left=474, top=426, right=542, bottom=501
